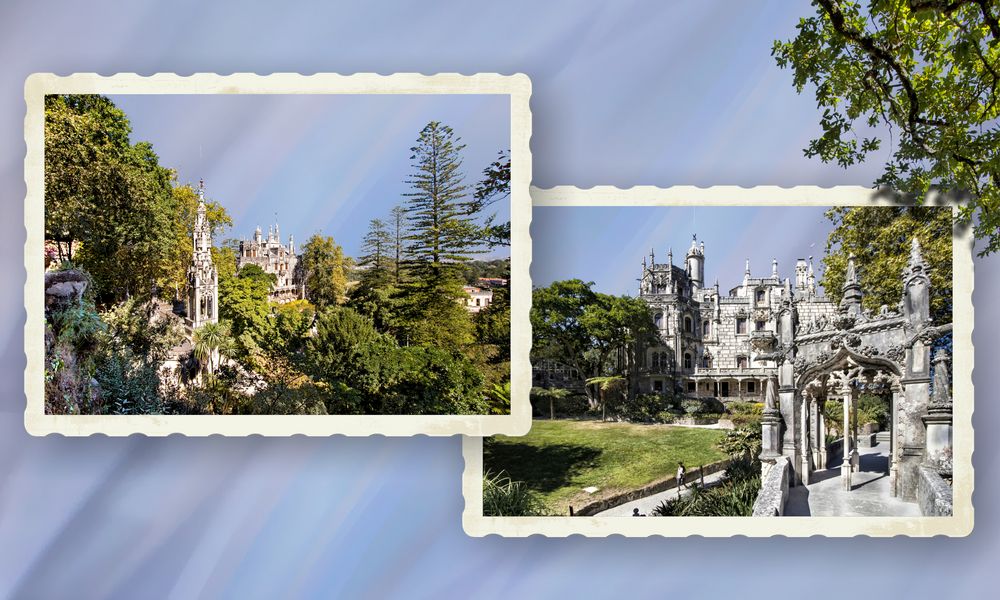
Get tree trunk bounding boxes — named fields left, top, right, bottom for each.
left=550, top=397, right=555, bottom=420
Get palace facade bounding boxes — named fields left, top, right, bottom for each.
left=638, top=235, right=839, bottom=401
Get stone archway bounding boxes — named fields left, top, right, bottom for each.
left=794, top=346, right=902, bottom=490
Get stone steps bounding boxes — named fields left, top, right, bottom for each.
left=875, top=431, right=891, bottom=444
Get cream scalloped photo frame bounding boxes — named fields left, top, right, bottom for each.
left=24, top=73, right=532, bottom=437
left=462, top=185, right=974, bottom=537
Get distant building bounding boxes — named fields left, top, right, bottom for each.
left=236, top=222, right=305, bottom=303
left=476, top=277, right=508, bottom=288
left=462, top=285, right=494, bottom=313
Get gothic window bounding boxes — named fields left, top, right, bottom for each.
left=756, top=320, right=766, bottom=332
left=703, top=320, right=710, bottom=335
left=683, top=352, right=692, bottom=369
left=736, top=356, right=748, bottom=369
left=684, top=316, right=693, bottom=333
left=747, top=381, right=756, bottom=394
left=652, top=352, right=660, bottom=369
left=654, top=312, right=663, bottom=329
left=736, top=318, right=747, bottom=334
left=702, top=356, right=712, bottom=368
left=756, top=289, right=765, bottom=302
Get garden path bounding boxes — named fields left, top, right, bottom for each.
left=784, top=442, right=921, bottom=517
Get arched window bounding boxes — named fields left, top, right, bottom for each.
left=756, top=289, right=765, bottom=302
left=684, top=316, right=693, bottom=333
left=684, top=352, right=692, bottom=369
left=654, top=312, right=663, bottom=329
left=652, top=352, right=660, bottom=369
left=703, top=320, right=710, bottom=335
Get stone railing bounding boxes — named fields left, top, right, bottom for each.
left=691, top=367, right=776, bottom=378
left=917, top=465, right=953, bottom=516
left=752, top=457, right=790, bottom=516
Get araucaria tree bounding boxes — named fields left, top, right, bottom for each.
left=774, top=1, right=1000, bottom=255
left=400, top=121, right=479, bottom=346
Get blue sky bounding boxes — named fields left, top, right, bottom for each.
left=108, top=94, right=511, bottom=259
left=532, top=205, right=835, bottom=296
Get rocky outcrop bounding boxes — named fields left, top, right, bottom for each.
left=45, top=269, right=89, bottom=310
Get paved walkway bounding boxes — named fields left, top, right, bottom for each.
left=594, top=469, right=728, bottom=517
left=784, top=442, right=921, bottom=517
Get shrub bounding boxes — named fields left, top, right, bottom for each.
left=483, top=471, right=548, bottom=516
left=651, top=459, right=761, bottom=517
left=615, top=392, right=678, bottom=422
left=681, top=396, right=725, bottom=416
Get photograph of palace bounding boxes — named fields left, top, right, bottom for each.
left=485, top=204, right=957, bottom=519
left=41, top=92, right=514, bottom=417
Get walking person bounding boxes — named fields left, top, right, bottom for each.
left=676, top=461, right=687, bottom=498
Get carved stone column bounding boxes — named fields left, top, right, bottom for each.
left=800, top=389, right=812, bottom=484
left=850, top=386, right=860, bottom=471
left=759, top=376, right=783, bottom=478
left=841, top=381, right=853, bottom=490
left=922, top=350, right=953, bottom=472
left=890, top=378, right=902, bottom=495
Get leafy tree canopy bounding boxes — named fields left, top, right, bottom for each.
left=774, top=0, right=1000, bottom=255
left=821, top=206, right=953, bottom=323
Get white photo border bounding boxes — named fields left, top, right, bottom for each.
left=462, top=185, right=973, bottom=537
left=24, top=72, right=533, bottom=437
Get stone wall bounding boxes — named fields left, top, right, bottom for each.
left=752, top=456, right=790, bottom=516
left=917, top=465, right=953, bottom=516
left=572, top=459, right=730, bottom=516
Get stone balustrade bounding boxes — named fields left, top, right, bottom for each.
left=752, top=457, right=790, bottom=516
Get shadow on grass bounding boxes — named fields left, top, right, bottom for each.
left=484, top=440, right=602, bottom=494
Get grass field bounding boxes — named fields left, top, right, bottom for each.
left=484, top=420, right=728, bottom=514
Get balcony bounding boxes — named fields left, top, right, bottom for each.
left=749, top=329, right=778, bottom=351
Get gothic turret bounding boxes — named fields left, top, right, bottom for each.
left=187, top=179, right=219, bottom=328
left=686, top=235, right=704, bottom=291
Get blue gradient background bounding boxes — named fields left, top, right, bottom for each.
left=0, top=1, right=996, bottom=597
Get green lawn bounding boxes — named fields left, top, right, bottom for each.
left=485, top=419, right=728, bottom=515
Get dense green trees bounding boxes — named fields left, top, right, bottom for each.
left=821, top=206, right=953, bottom=324
left=301, top=234, right=350, bottom=308
left=775, top=0, right=1000, bottom=255
left=531, top=279, right=658, bottom=407
left=43, top=97, right=511, bottom=416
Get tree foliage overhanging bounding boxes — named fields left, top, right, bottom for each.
left=774, top=0, right=1000, bottom=256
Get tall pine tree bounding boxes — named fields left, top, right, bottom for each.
left=399, top=122, right=478, bottom=347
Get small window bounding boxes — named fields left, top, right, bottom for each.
left=684, top=316, right=693, bottom=333
left=703, top=320, right=710, bottom=335
left=687, top=381, right=696, bottom=392
left=756, top=289, right=765, bottom=302
left=756, top=320, right=766, bottom=331
left=736, top=318, right=747, bottom=334
left=654, top=380, right=664, bottom=392
left=654, top=312, right=663, bottom=329
left=747, top=381, right=756, bottom=394
left=684, top=353, right=692, bottom=369
left=737, top=356, right=748, bottom=369
left=652, top=352, right=660, bottom=369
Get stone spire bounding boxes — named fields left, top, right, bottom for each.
left=840, top=253, right=863, bottom=316
left=745, top=258, right=751, bottom=276
left=650, top=247, right=655, bottom=265
left=772, top=258, right=778, bottom=278
left=807, top=256, right=816, bottom=295
left=667, top=246, right=672, bottom=266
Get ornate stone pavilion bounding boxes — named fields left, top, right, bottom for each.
left=753, top=239, right=953, bottom=515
